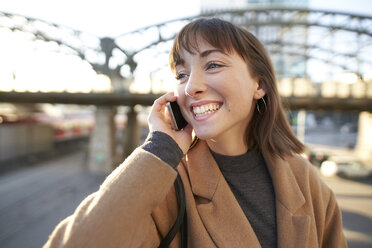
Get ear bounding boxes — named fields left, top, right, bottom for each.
left=253, top=79, right=266, bottom=100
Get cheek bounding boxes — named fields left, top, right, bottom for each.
left=226, top=82, right=255, bottom=111
left=175, top=86, right=188, bottom=114
left=174, top=85, right=185, bottom=102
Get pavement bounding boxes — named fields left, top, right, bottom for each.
left=0, top=152, right=105, bottom=248
left=321, top=175, right=372, bottom=248
left=0, top=151, right=371, bottom=248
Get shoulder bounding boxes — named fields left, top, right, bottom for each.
left=284, top=154, right=333, bottom=204
left=285, top=154, right=324, bottom=185
left=283, top=155, right=346, bottom=246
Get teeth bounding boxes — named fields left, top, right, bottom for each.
left=193, top=103, right=220, bottom=117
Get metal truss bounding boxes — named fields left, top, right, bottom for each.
left=1, top=7, right=372, bottom=87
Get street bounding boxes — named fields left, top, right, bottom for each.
left=0, top=152, right=105, bottom=248
left=322, top=175, right=372, bottom=247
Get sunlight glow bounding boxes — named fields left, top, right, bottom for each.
left=363, top=71, right=372, bottom=82
left=129, top=70, right=176, bottom=94
left=0, top=29, right=114, bottom=93
left=320, top=161, right=338, bottom=177
left=334, top=72, right=359, bottom=84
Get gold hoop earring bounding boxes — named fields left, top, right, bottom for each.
left=189, top=136, right=199, bottom=150
left=256, top=97, right=267, bottom=115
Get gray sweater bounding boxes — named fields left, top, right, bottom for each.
left=141, top=131, right=277, bottom=248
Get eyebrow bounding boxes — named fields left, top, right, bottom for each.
left=199, top=49, right=225, bottom=57
left=175, top=49, right=226, bottom=67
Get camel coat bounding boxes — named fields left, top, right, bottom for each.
left=44, top=140, right=347, bottom=248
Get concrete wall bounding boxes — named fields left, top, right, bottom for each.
left=88, top=107, right=116, bottom=174
left=356, top=112, right=372, bottom=163
left=0, top=123, right=53, bottom=161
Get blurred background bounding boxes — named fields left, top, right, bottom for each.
left=0, top=0, right=371, bottom=247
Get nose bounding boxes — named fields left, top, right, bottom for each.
left=184, top=70, right=207, bottom=98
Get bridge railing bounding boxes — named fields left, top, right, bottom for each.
left=278, top=78, right=372, bottom=99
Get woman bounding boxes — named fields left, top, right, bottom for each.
left=44, top=18, right=347, bottom=248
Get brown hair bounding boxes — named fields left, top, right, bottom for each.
left=169, top=18, right=304, bottom=161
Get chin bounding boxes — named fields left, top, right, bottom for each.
left=193, top=128, right=218, bottom=141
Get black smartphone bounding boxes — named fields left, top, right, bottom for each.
left=166, top=101, right=188, bottom=131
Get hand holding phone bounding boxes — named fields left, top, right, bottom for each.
left=166, top=101, right=188, bottom=131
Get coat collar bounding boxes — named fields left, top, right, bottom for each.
left=185, top=140, right=306, bottom=212
left=185, top=140, right=220, bottom=200
left=183, top=140, right=310, bottom=248
left=264, top=153, right=310, bottom=248
left=265, top=154, right=306, bottom=213
left=184, top=140, right=261, bottom=247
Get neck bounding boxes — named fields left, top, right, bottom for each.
left=206, top=133, right=248, bottom=156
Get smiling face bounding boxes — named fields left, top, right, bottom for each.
left=174, top=38, right=265, bottom=154
left=169, top=18, right=304, bottom=158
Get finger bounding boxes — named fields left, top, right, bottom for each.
left=151, top=92, right=177, bottom=113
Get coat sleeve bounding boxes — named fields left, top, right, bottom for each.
left=321, top=189, right=348, bottom=248
left=43, top=147, right=178, bottom=248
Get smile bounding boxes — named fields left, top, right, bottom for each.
left=192, top=103, right=221, bottom=117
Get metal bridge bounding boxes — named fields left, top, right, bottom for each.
left=1, top=8, right=372, bottom=110
left=0, top=8, right=372, bottom=172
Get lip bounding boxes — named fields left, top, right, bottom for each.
left=189, top=100, right=223, bottom=121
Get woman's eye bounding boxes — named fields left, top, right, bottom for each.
left=175, top=73, right=188, bottom=80
left=206, top=62, right=221, bottom=70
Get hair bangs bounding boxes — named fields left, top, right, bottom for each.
left=169, top=18, right=237, bottom=71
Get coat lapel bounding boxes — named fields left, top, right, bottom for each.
left=265, top=155, right=311, bottom=248
left=184, top=141, right=311, bottom=247
left=185, top=141, right=261, bottom=248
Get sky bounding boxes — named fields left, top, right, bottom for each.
left=0, top=0, right=371, bottom=37
left=0, top=0, right=371, bottom=94
left=0, top=0, right=201, bottom=37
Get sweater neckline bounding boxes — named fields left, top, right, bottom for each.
left=209, top=146, right=263, bottom=173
